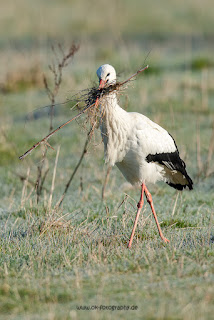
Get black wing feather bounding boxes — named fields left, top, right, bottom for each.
left=146, top=150, right=193, bottom=190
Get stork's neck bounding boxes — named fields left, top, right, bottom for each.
left=100, top=92, right=118, bottom=113
left=100, top=92, right=130, bottom=166
left=100, top=92, right=126, bottom=126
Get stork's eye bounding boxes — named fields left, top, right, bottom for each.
left=106, top=73, right=110, bottom=78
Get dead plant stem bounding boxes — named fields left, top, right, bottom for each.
left=55, top=121, right=97, bottom=208
left=48, top=146, right=60, bottom=209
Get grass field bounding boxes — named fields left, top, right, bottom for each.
left=1, top=0, right=214, bottom=319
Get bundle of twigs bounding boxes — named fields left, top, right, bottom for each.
left=19, top=65, right=148, bottom=160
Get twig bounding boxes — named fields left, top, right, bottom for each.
left=21, top=167, right=30, bottom=208
left=48, top=146, right=60, bottom=209
left=35, top=149, right=49, bottom=203
left=44, top=43, right=80, bottom=131
left=12, top=171, right=49, bottom=192
left=171, top=192, right=179, bottom=217
left=119, top=65, right=149, bottom=86
left=55, top=121, right=97, bottom=208
left=19, top=102, right=96, bottom=160
left=102, top=166, right=112, bottom=201
left=27, top=43, right=79, bottom=204
left=19, top=65, right=149, bottom=160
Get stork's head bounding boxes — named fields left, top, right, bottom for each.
left=96, top=64, right=116, bottom=89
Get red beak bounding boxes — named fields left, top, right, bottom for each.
left=99, top=79, right=106, bottom=89
left=95, top=79, right=106, bottom=107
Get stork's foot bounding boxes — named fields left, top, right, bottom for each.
left=161, top=236, right=170, bottom=243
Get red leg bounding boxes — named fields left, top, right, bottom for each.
left=127, top=184, right=145, bottom=248
left=144, top=185, right=170, bottom=243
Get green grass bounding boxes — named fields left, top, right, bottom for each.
left=0, top=201, right=214, bottom=319
left=1, top=0, right=214, bottom=319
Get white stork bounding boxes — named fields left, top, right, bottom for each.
left=95, top=64, right=193, bottom=248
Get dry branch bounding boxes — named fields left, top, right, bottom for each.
left=48, top=146, right=60, bottom=209
left=55, top=121, right=97, bottom=208
left=12, top=171, right=49, bottom=192
left=19, top=103, right=95, bottom=160
left=35, top=43, right=79, bottom=203
left=19, top=65, right=149, bottom=160
left=44, top=43, right=80, bottom=131
left=102, top=166, right=112, bottom=200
